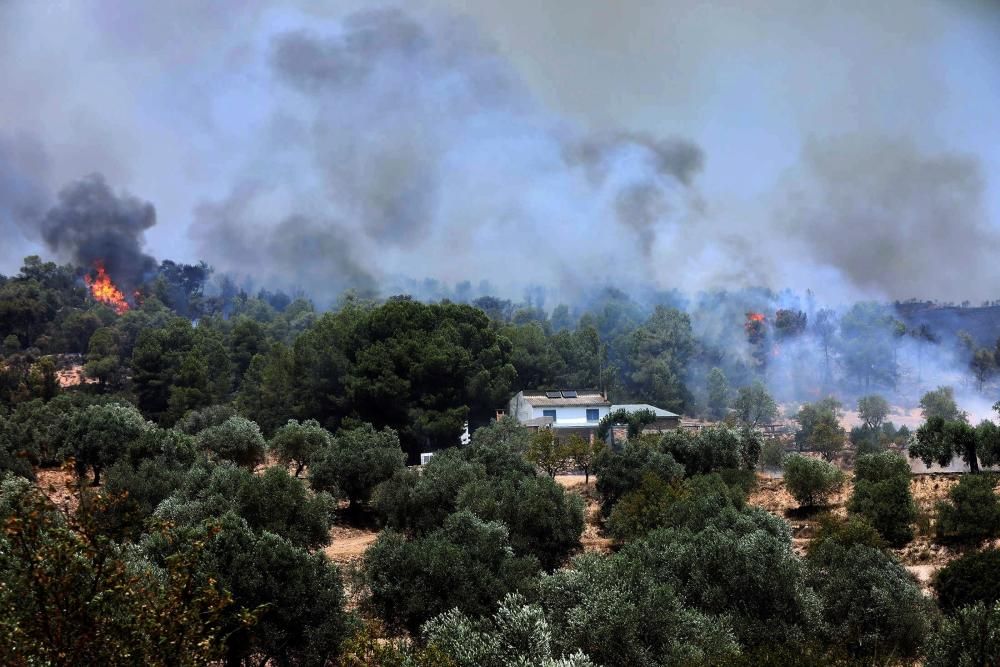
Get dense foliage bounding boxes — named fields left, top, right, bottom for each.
left=5, top=253, right=1000, bottom=665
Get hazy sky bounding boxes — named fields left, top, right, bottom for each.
left=1, top=0, right=998, bottom=302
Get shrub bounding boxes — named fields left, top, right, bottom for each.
left=423, top=593, right=597, bottom=667
left=936, top=474, right=1000, bottom=542
left=783, top=455, right=844, bottom=507
left=309, top=423, right=404, bottom=507
left=760, top=439, right=786, bottom=472
left=925, top=602, right=1000, bottom=667
left=533, top=552, right=740, bottom=666
left=196, top=416, right=266, bottom=469
left=269, top=418, right=331, bottom=477
left=457, top=474, right=584, bottom=570
left=173, top=404, right=238, bottom=435
left=156, top=463, right=335, bottom=549
left=659, top=426, right=760, bottom=477
left=806, top=515, right=885, bottom=559
left=62, top=403, right=152, bottom=485
left=593, top=441, right=683, bottom=515
left=848, top=452, right=917, bottom=546
left=623, top=507, right=821, bottom=648
left=373, top=449, right=484, bottom=535
left=0, top=476, right=232, bottom=665
left=808, top=540, right=933, bottom=660
left=364, top=511, right=539, bottom=634
left=934, top=549, right=1000, bottom=613
left=161, top=512, right=356, bottom=666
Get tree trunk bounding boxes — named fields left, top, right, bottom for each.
left=91, top=466, right=102, bottom=487
left=968, top=448, right=981, bottom=474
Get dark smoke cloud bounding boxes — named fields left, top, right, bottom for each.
left=192, top=183, right=376, bottom=299
left=40, top=174, right=158, bottom=288
left=780, top=137, right=995, bottom=302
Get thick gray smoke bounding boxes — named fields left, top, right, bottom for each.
left=40, top=174, right=158, bottom=288
left=0, top=1, right=997, bottom=306
left=189, top=8, right=704, bottom=302
left=779, top=137, right=995, bottom=302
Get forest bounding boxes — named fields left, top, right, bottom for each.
left=2, top=254, right=1000, bottom=665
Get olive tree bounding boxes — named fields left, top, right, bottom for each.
left=848, top=452, right=917, bottom=546
left=62, top=403, right=152, bottom=485
left=196, top=416, right=266, bottom=469
left=269, top=418, right=331, bottom=477
left=309, top=423, right=405, bottom=508
left=783, top=455, right=844, bottom=508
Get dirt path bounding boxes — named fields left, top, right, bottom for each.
left=323, top=526, right=380, bottom=563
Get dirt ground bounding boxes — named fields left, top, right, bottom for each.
left=556, top=475, right=613, bottom=554
left=35, top=466, right=80, bottom=515
left=323, top=524, right=380, bottom=563
left=749, top=472, right=975, bottom=589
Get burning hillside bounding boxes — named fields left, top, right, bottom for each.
left=84, top=261, right=129, bottom=314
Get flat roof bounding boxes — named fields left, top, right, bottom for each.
left=611, top=403, right=681, bottom=418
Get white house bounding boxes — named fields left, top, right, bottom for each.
left=508, top=389, right=612, bottom=439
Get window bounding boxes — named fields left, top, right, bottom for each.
left=542, top=409, right=557, bottom=422
left=586, top=408, right=600, bottom=422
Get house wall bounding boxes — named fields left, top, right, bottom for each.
left=531, top=405, right=609, bottom=426
left=509, top=392, right=534, bottom=423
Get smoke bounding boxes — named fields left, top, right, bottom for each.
left=779, top=137, right=995, bottom=302
left=0, top=132, right=50, bottom=267
left=0, top=1, right=996, bottom=306
left=40, top=174, right=158, bottom=288
left=185, top=7, right=706, bottom=303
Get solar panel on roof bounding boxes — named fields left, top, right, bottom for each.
left=561, top=390, right=578, bottom=398
left=545, top=391, right=562, bottom=399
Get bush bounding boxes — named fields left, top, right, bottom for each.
left=196, top=416, right=266, bottom=469
left=934, top=549, right=1000, bottom=613
left=374, top=449, right=484, bottom=535
left=533, top=552, right=740, bottom=666
left=659, top=426, right=762, bottom=477
left=364, top=510, right=539, bottom=634
left=62, top=402, right=152, bottom=485
left=423, top=593, right=597, bottom=667
left=309, top=423, right=405, bottom=507
left=848, top=452, right=916, bottom=546
left=808, top=540, right=933, bottom=660
left=607, top=473, right=746, bottom=542
left=806, top=515, right=885, bottom=559
left=783, top=455, right=844, bottom=508
left=925, top=602, right=1000, bottom=667
left=593, top=441, right=683, bottom=515
left=456, top=474, right=584, bottom=570
left=936, top=474, right=1000, bottom=542
left=156, top=463, right=335, bottom=549
left=269, top=418, right=331, bottom=477
left=166, top=513, right=356, bottom=666
left=173, top=404, right=238, bottom=435
left=0, top=476, right=232, bottom=665
left=760, top=439, right=786, bottom=472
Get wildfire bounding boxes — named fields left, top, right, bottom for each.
left=84, top=261, right=130, bottom=315
left=746, top=312, right=766, bottom=323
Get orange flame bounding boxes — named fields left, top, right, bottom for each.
left=84, top=261, right=130, bottom=315
left=746, top=312, right=765, bottom=323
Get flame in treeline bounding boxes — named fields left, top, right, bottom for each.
left=745, top=311, right=767, bottom=338
left=84, top=261, right=130, bottom=314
